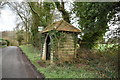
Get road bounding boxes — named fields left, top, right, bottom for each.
left=0, top=48, right=2, bottom=79
left=1, top=46, right=44, bottom=78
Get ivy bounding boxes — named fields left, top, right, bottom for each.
left=73, top=2, right=120, bottom=49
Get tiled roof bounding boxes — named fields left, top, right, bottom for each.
left=42, top=20, right=81, bottom=33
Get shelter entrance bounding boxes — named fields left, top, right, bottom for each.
left=41, top=20, right=81, bottom=62
left=46, top=35, right=51, bottom=60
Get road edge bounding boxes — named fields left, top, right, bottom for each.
left=18, top=47, right=45, bottom=79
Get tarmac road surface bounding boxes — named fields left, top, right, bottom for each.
left=0, top=48, right=2, bottom=79
left=1, top=46, right=44, bottom=78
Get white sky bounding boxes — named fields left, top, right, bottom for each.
left=0, top=6, right=16, bottom=31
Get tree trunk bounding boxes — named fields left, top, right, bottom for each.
left=54, top=0, right=70, bottom=23
left=28, top=2, right=41, bottom=49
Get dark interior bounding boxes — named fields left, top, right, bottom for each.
left=46, top=35, right=51, bottom=60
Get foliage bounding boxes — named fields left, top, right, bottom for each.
left=20, top=44, right=40, bottom=66
left=76, top=43, right=118, bottom=78
left=20, top=43, right=118, bottom=78
left=16, top=30, right=24, bottom=45
left=38, top=64, right=100, bottom=78
left=73, top=2, right=120, bottom=49
left=47, top=30, right=67, bottom=61
left=8, top=2, right=31, bottom=43
left=4, top=40, right=10, bottom=46
left=0, top=2, right=7, bottom=9
left=94, top=43, right=117, bottom=51
left=20, top=44, right=102, bottom=78
left=0, top=39, right=10, bottom=47
left=8, top=2, right=55, bottom=48
left=28, top=2, right=55, bottom=49
left=1, top=31, right=18, bottom=46
left=53, top=0, right=70, bottom=23
left=48, top=30, right=67, bottom=47
left=21, top=44, right=119, bottom=78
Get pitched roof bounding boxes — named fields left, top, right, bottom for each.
left=42, top=20, right=81, bottom=33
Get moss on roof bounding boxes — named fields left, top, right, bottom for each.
left=42, top=20, right=81, bottom=33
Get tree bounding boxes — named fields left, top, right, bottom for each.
left=28, top=2, right=55, bottom=48
left=7, top=2, right=55, bottom=48
left=0, top=2, right=7, bottom=14
left=8, top=2, right=31, bottom=43
left=53, top=0, right=70, bottom=23
left=16, top=30, right=24, bottom=45
left=73, top=2, right=120, bottom=49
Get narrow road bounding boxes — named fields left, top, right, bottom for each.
left=0, top=48, right=2, bottom=79
left=1, top=46, right=44, bottom=78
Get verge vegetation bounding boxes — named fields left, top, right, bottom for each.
left=20, top=44, right=118, bottom=78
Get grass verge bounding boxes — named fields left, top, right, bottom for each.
left=20, top=44, right=103, bottom=78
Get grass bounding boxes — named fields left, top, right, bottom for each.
left=37, top=62, right=101, bottom=78
left=20, top=44, right=40, bottom=67
left=20, top=44, right=102, bottom=78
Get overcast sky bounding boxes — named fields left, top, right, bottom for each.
left=0, top=6, right=16, bottom=31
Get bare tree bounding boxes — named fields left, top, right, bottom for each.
left=7, top=2, right=32, bottom=43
